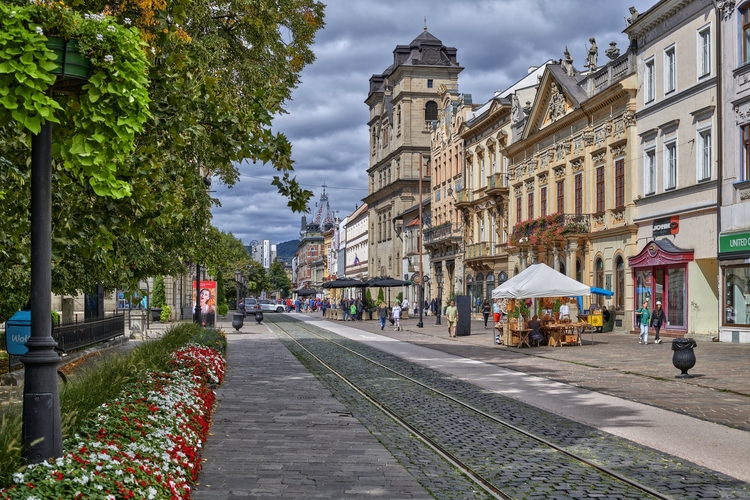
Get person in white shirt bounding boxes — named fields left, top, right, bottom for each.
left=559, top=303, right=570, bottom=321
left=392, top=301, right=402, bottom=331
left=400, top=298, right=409, bottom=312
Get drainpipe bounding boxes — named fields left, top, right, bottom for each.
left=714, top=3, right=723, bottom=337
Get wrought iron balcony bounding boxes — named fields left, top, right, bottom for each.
left=510, top=213, right=590, bottom=246
left=423, top=222, right=453, bottom=244
left=465, top=242, right=493, bottom=259
left=454, top=189, right=473, bottom=207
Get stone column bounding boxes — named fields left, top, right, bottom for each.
left=553, top=246, right=561, bottom=272
left=565, top=241, right=578, bottom=279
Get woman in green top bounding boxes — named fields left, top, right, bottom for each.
left=635, top=302, right=651, bottom=344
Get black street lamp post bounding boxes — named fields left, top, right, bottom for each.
left=436, top=270, right=443, bottom=326
left=22, top=120, right=63, bottom=464
left=194, top=263, right=201, bottom=325
left=235, top=270, right=242, bottom=310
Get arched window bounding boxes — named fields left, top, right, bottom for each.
left=595, top=257, right=604, bottom=306
left=425, top=101, right=438, bottom=121
left=615, top=255, right=625, bottom=310
left=576, top=258, right=582, bottom=283
left=485, top=273, right=495, bottom=300
left=559, top=262, right=566, bottom=277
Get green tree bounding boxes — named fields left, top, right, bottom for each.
left=215, top=270, right=226, bottom=307
left=0, top=0, right=324, bottom=319
left=268, top=260, right=292, bottom=298
left=245, top=259, right=268, bottom=296
left=377, top=288, right=385, bottom=305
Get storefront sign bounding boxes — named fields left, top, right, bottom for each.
left=652, top=216, right=679, bottom=237
left=720, top=231, right=750, bottom=254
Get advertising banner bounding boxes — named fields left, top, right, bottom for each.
left=193, top=280, right=217, bottom=327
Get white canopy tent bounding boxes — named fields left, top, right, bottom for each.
left=492, top=263, right=591, bottom=299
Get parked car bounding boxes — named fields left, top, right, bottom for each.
left=259, top=300, right=285, bottom=313
left=242, top=297, right=262, bottom=316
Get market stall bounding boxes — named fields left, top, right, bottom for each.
left=491, top=263, right=591, bottom=347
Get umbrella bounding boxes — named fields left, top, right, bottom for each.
left=366, top=277, right=412, bottom=287
left=296, top=288, right=317, bottom=297
left=322, top=278, right=365, bottom=289
left=590, top=287, right=614, bottom=296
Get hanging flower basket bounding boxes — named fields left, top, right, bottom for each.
left=45, top=37, right=90, bottom=79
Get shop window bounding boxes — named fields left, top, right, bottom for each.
left=724, top=266, right=750, bottom=326
left=668, top=268, right=686, bottom=327
left=486, top=273, right=495, bottom=299
left=595, top=257, right=604, bottom=306
left=742, top=124, right=750, bottom=181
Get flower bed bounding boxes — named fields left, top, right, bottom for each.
left=0, top=344, right=225, bottom=499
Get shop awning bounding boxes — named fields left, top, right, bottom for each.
left=590, top=287, right=614, bottom=296
left=629, top=239, right=694, bottom=268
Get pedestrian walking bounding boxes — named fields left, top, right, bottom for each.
left=445, top=300, right=458, bottom=337
left=378, top=302, right=388, bottom=330
left=392, top=301, right=402, bottom=331
left=349, top=302, right=357, bottom=321
left=482, top=299, right=491, bottom=329
left=635, top=301, right=651, bottom=344
left=651, top=301, right=666, bottom=344
left=431, top=298, right=438, bottom=316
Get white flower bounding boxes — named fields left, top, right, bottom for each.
left=12, top=472, right=25, bottom=484
left=124, top=17, right=131, bottom=25
left=104, top=55, right=114, bottom=63
left=96, top=34, right=104, bottom=41
left=107, top=25, right=116, bottom=32
left=35, top=26, right=44, bottom=35
left=84, top=13, right=90, bottom=19
left=10, top=10, right=16, bottom=17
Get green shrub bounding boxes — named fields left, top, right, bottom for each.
left=51, top=309, right=60, bottom=326
left=152, top=276, right=166, bottom=308
left=218, top=304, right=229, bottom=316
left=160, top=305, right=172, bottom=322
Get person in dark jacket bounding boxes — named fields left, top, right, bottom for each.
left=651, top=301, right=666, bottom=344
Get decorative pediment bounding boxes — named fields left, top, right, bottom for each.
left=537, top=172, right=549, bottom=184
left=525, top=179, right=535, bottom=190
left=571, top=158, right=584, bottom=172
left=522, top=68, right=584, bottom=140
left=591, top=150, right=606, bottom=165
left=513, top=184, right=523, bottom=196
left=555, top=141, right=571, bottom=162
left=546, top=84, right=568, bottom=123
left=553, top=165, right=566, bottom=179
left=610, top=143, right=627, bottom=158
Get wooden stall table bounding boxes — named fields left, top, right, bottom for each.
left=511, top=328, right=532, bottom=348
left=541, top=324, right=565, bottom=347
left=561, top=323, right=585, bottom=346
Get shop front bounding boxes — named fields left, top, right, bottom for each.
left=719, top=230, right=750, bottom=343
left=628, top=239, right=694, bottom=335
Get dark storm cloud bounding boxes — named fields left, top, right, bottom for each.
left=212, top=0, right=655, bottom=246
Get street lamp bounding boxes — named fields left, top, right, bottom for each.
left=235, top=270, right=242, bottom=310
left=435, top=270, right=443, bottom=326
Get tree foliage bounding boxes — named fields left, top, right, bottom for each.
left=268, top=260, right=291, bottom=298
left=0, top=0, right=324, bottom=319
left=151, top=276, right=166, bottom=307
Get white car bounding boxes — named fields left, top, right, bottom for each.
left=259, top=300, right=285, bottom=313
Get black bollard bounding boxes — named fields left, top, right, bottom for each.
left=671, top=338, right=697, bottom=378
left=232, top=313, right=244, bottom=331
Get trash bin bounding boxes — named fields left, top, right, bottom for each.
left=232, top=313, right=244, bottom=331
left=671, top=338, right=697, bottom=378
left=5, top=310, right=32, bottom=356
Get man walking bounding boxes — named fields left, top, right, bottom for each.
left=445, top=300, right=458, bottom=338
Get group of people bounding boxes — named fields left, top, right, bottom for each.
left=635, top=300, right=667, bottom=344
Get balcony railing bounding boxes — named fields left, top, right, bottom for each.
left=455, top=189, right=473, bottom=204
left=466, top=242, right=493, bottom=259
left=423, top=222, right=453, bottom=243
left=487, top=172, right=509, bottom=191
left=510, top=213, right=590, bottom=246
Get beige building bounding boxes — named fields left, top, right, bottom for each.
left=364, top=30, right=462, bottom=286
left=426, top=86, right=473, bottom=303
left=345, top=203, right=369, bottom=281
left=625, top=0, right=719, bottom=336
left=504, top=41, right=639, bottom=329
left=718, top=1, right=750, bottom=342
left=455, top=65, right=549, bottom=311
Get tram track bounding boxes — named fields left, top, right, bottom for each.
left=269, top=315, right=690, bottom=500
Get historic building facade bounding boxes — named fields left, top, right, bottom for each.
left=504, top=43, right=638, bottom=329
left=625, top=0, right=719, bottom=336
left=455, top=65, right=549, bottom=311
left=296, top=188, right=336, bottom=293
left=426, top=86, right=473, bottom=302
left=718, top=0, right=750, bottom=341
left=364, top=30, right=462, bottom=286
left=344, top=203, right=369, bottom=282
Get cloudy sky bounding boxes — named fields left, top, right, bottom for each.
left=211, top=0, right=655, bottom=246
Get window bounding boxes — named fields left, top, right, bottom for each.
left=615, top=255, right=625, bottom=310
left=527, top=191, right=534, bottom=221
left=425, top=101, right=438, bottom=121
left=574, top=173, right=583, bottom=215
left=516, top=196, right=522, bottom=223
left=595, top=258, right=604, bottom=306
left=698, top=27, right=711, bottom=77
left=645, top=59, right=655, bottom=103
left=576, top=258, right=582, bottom=282
left=665, top=141, right=677, bottom=189
left=743, top=7, right=750, bottom=64
left=698, top=129, right=712, bottom=181
left=724, top=265, right=750, bottom=326
left=645, top=149, right=656, bottom=195
left=665, top=47, right=675, bottom=94
left=743, top=124, right=750, bottom=181
left=595, top=166, right=605, bottom=213
left=540, top=186, right=547, bottom=218
left=427, top=79, right=433, bottom=88
left=556, top=180, right=564, bottom=214
left=615, top=159, right=625, bottom=208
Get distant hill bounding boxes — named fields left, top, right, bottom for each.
left=275, top=239, right=299, bottom=263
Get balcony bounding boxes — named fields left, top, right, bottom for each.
left=486, top=173, right=509, bottom=196
left=454, top=188, right=473, bottom=208
left=423, top=222, right=453, bottom=244
left=510, top=213, right=590, bottom=247
left=465, top=242, right=493, bottom=259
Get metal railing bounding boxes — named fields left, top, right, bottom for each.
left=53, top=315, right=125, bottom=353
left=423, top=223, right=453, bottom=243
left=466, top=242, right=493, bottom=259
left=487, top=172, right=509, bottom=190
